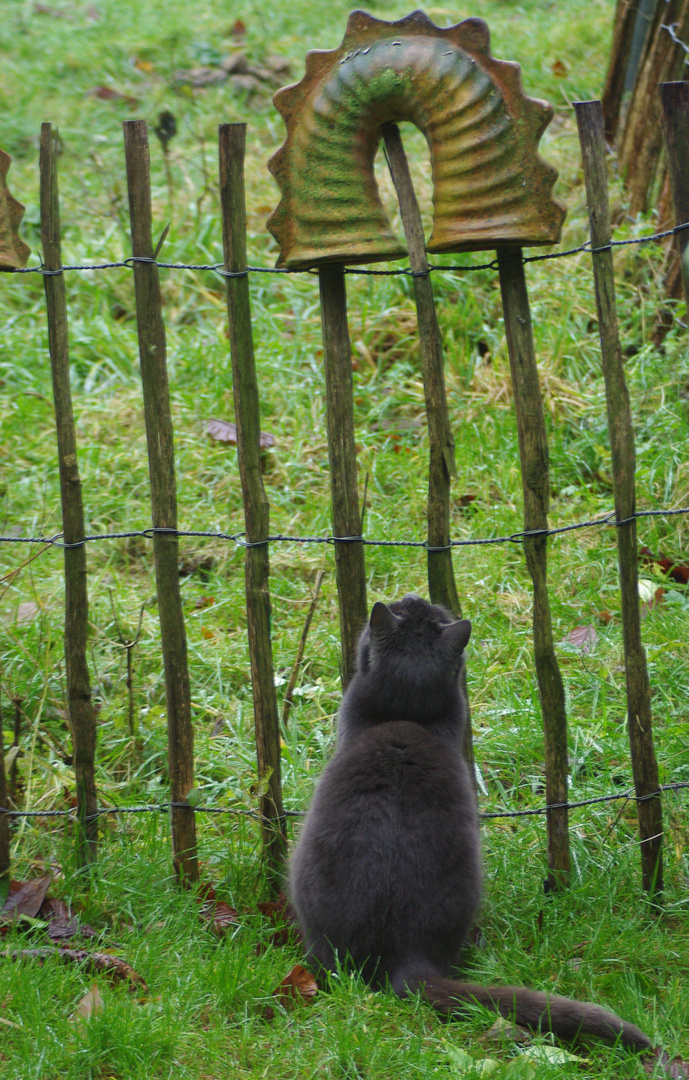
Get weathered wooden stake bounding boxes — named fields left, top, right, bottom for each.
left=382, top=124, right=460, bottom=614
left=617, top=0, right=689, bottom=215
left=575, top=100, right=663, bottom=897
left=659, top=81, right=689, bottom=312
left=219, top=123, right=286, bottom=882
left=123, top=120, right=198, bottom=885
left=39, top=123, right=98, bottom=869
left=318, top=265, right=368, bottom=687
left=601, top=0, right=642, bottom=144
left=382, top=123, right=475, bottom=778
left=0, top=689, right=10, bottom=888
left=497, top=246, right=571, bottom=890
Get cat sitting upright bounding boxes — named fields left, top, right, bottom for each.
left=288, top=594, right=651, bottom=1050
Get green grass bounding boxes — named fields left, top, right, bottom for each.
left=1, top=0, right=688, bottom=1076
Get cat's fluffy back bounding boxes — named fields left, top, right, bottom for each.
left=289, top=718, right=481, bottom=984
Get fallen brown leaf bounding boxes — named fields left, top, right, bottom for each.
left=38, top=895, right=70, bottom=921
left=1, top=883, right=100, bottom=943
left=39, top=897, right=99, bottom=942
left=1, top=876, right=52, bottom=922
left=481, top=1016, right=531, bottom=1045
left=271, top=963, right=318, bottom=1010
left=71, top=982, right=104, bottom=1023
left=193, top=596, right=215, bottom=610
left=205, top=418, right=275, bottom=448
left=2, top=948, right=148, bottom=990
left=644, top=1048, right=689, bottom=1078
left=563, top=625, right=597, bottom=653
left=88, top=85, right=140, bottom=106
left=256, top=891, right=302, bottom=949
left=196, top=883, right=239, bottom=937
left=640, top=546, right=689, bottom=585
left=641, top=586, right=665, bottom=618
left=230, top=17, right=247, bottom=36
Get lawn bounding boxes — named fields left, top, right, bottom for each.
left=1, top=0, right=688, bottom=1077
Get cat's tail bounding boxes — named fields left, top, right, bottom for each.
left=392, top=967, right=651, bottom=1050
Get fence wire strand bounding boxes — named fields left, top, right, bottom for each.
left=2, top=221, right=689, bottom=279
left=3, top=506, right=689, bottom=553
left=2, top=781, right=687, bottom=824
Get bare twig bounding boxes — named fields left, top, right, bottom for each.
left=281, top=569, right=325, bottom=728
left=108, top=591, right=145, bottom=738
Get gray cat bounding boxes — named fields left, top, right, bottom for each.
left=289, top=594, right=650, bottom=1049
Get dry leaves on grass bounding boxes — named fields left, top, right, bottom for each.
left=205, top=418, right=275, bottom=449
left=644, top=1048, right=689, bottom=1079
left=70, top=983, right=104, bottom=1023
left=256, top=891, right=302, bottom=950
left=262, top=964, right=318, bottom=1019
left=1, top=877, right=99, bottom=942
left=88, top=86, right=140, bottom=107
left=466, top=358, right=587, bottom=420
left=2, top=948, right=148, bottom=991
left=0, top=875, right=52, bottom=924
left=196, top=883, right=240, bottom=937
left=640, top=546, right=689, bottom=585
left=562, top=625, right=598, bottom=653
left=641, top=586, right=666, bottom=618
left=1, top=877, right=145, bottom=990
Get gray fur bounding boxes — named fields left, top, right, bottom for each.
left=289, top=595, right=650, bottom=1050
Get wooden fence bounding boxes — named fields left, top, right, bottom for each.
left=603, top=4, right=689, bottom=332
left=2, top=84, right=689, bottom=900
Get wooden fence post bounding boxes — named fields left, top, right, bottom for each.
left=382, top=124, right=460, bottom=614
left=601, top=0, right=644, bottom=144
left=218, top=123, right=286, bottom=883
left=575, top=99, right=663, bottom=897
left=0, top=690, right=9, bottom=889
left=123, top=120, right=198, bottom=885
left=659, top=81, right=689, bottom=312
left=318, top=265, right=368, bottom=687
left=497, top=246, right=571, bottom=890
left=381, top=123, right=475, bottom=778
left=39, top=123, right=98, bottom=869
left=617, top=0, right=689, bottom=215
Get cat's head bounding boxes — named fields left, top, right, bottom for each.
left=356, top=593, right=471, bottom=702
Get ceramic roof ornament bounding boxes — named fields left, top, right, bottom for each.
left=0, top=148, right=30, bottom=269
left=267, top=9, right=565, bottom=269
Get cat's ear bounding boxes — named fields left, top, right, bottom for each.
left=369, top=602, right=399, bottom=638
left=442, top=618, right=472, bottom=656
